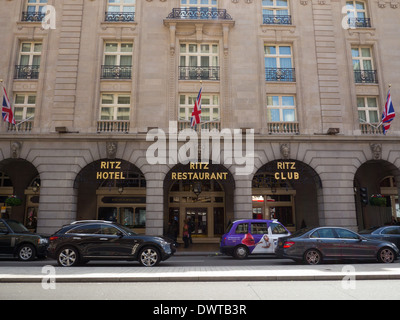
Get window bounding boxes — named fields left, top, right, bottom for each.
left=14, top=94, right=36, bottom=122
left=0, top=221, right=8, bottom=234
left=335, top=228, right=360, bottom=239
left=179, top=43, right=219, bottom=80
left=179, top=93, right=220, bottom=123
left=262, top=0, right=291, bottom=25
left=381, top=227, right=400, bottom=235
left=105, top=0, right=135, bottom=22
left=26, top=0, right=47, bottom=12
left=101, top=225, right=122, bottom=235
left=267, top=95, right=296, bottom=122
left=270, top=222, right=288, bottom=235
left=67, top=224, right=102, bottom=235
left=235, top=223, right=249, bottom=234
left=346, top=0, right=370, bottom=28
left=100, top=94, right=131, bottom=121
left=102, top=42, right=133, bottom=79
left=357, top=96, right=379, bottom=124
left=15, top=42, right=42, bottom=79
left=265, top=45, right=295, bottom=81
left=352, top=47, right=377, bottom=83
left=180, top=0, right=218, bottom=8
left=251, top=223, right=268, bottom=234
left=22, top=0, right=48, bottom=21
left=310, top=228, right=337, bottom=239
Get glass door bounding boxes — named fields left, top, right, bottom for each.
left=186, top=208, right=208, bottom=236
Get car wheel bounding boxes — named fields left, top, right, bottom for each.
left=57, top=246, right=80, bottom=267
left=138, top=247, right=161, bottom=267
left=17, top=244, right=36, bottom=261
left=304, top=249, right=322, bottom=265
left=233, top=245, right=249, bottom=260
left=378, top=247, right=395, bottom=263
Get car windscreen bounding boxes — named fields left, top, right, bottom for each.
left=6, top=220, right=29, bottom=233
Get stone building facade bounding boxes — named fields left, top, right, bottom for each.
left=0, top=0, right=399, bottom=241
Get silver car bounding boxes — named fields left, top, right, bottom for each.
left=275, top=227, right=399, bottom=265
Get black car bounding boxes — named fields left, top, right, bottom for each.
left=275, top=227, right=399, bottom=265
left=359, top=226, right=400, bottom=248
left=0, top=219, right=49, bottom=261
left=47, top=220, right=176, bottom=267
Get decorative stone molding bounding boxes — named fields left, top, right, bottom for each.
left=280, top=143, right=290, bottom=159
left=370, top=143, right=382, bottom=160
left=106, top=141, right=118, bottom=159
left=10, top=141, right=22, bottom=159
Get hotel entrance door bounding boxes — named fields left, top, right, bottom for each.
left=186, top=208, right=207, bottom=236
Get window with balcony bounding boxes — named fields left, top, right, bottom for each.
left=22, top=0, right=47, bottom=22
left=179, top=43, right=219, bottom=81
left=352, top=47, right=377, bottom=84
left=98, top=93, right=131, bottom=132
left=262, top=0, right=291, bottom=25
left=167, top=0, right=231, bottom=20
left=346, top=0, right=371, bottom=28
left=15, top=42, right=41, bottom=79
left=267, top=95, right=299, bottom=134
left=9, top=94, right=36, bottom=132
left=265, top=45, right=295, bottom=82
left=358, top=96, right=382, bottom=134
left=105, top=0, right=135, bottom=22
left=102, top=42, right=133, bottom=79
left=178, top=93, right=220, bottom=131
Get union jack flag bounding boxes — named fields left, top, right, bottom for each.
left=190, top=87, right=202, bottom=128
left=2, top=86, right=16, bottom=125
left=382, top=89, right=395, bottom=135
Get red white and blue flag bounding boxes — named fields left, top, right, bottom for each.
left=381, top=89, right=395, bottom=135
left=2, top=86, right=16, bottom=125
left=190, top=87, right=202, bottom=128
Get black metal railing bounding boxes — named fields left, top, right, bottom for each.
left=14, top=65, right=40, bottom=79
left=101, top=65, right=132, bottom=79
left=105, top=11, right=135, bottom=22
left=166, top=8, right=232, bottom=20
left=21, top=11, right=45, bottom=22
left=348, top=17, right=371, bottom=28
left=265, top=68, right=296, bottom=82
left=179, top=66, right=220, bottom=81
left=263, top=14, right=292, bottom=25
left=354, top=70, right=378, bottom=84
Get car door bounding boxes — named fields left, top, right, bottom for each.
left=380, top=227, right=400, bottom=248
left=309, top=228, right=341, bottom=258
left=98, top=225, right=135, bottom=257
left=0, top=221, right=13, bottom=254
left=66, top=224, right=104, bottom=257
left=335, top=228, right=374, bottom=258
left=251, top=222, right=273, bottom=254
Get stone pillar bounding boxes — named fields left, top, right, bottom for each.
left=233, top=175, right=252, bottom=220
left=144, top=172, right=165, bottom=236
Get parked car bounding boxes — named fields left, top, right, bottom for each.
left=359, top=226, right=400, bottom=248
left=0, top=219, right=49, bottom=261
left=220, top=219, right=291, bottom=259
left=275, top=227, right=399, bottom=265
left=47, top=220, right=176, bottom=267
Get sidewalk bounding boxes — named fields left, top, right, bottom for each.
left=1, top=262, right=400, bottom=283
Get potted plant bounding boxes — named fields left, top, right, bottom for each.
left=369, top=194, right=387, bottom=207
left=5, top=195, right=22, bottom=207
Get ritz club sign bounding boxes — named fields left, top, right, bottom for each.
left=274, top=161, right=300, bottom=180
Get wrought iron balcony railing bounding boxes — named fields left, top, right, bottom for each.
left=348, top=17, right=371, bottom=28
left=354, top=70, right=378, bottom=84
left=97, top=120, right=130, bottom=133
left=14, top=65, right=40, bottom=80
left=179, top=66, right=220, bottom=81
left=21, top=11, right=45, bottom=22
left=265, top=68, right=296, bottom=82
left=101, top=65, right=132, bottom=80
left=263, top=14, right=292, bottom=25
left=166, top=8, right=232, bottom=20
left=105, top=12, right=135, bottom=22
left=178, top=121, right=221, bottom=132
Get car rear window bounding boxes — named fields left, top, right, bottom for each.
left=67, top=224, right=102, bottom=235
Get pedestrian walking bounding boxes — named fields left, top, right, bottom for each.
left=183, top=219, right=190, bottom=248
left=188, top=216, right=195, bottom=244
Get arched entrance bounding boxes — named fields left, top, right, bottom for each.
left=0, top=159, right=40, bottom=231
left=74, top=159, right=147, bottom=233
left=354, top=160, right=400, bottom=230
left=164, top=163, right=235, bottom=243
left=252, top=160, right=322, bottom=232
